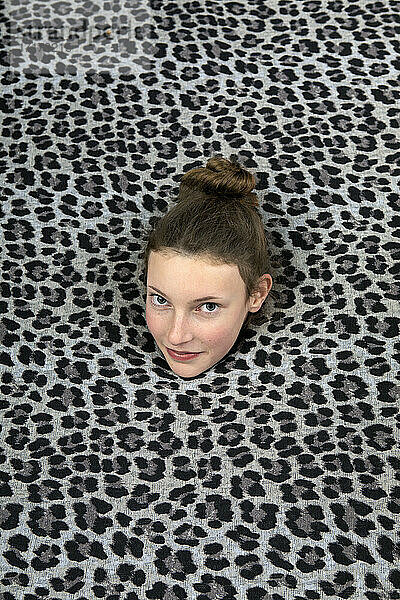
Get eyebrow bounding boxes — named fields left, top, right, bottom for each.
left=147, top=286, right=224, bottom=303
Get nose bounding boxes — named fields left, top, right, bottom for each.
left=166, top=312, right=194, bottom=346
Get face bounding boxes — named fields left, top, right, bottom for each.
left=145, top=250, right=272, bottom=378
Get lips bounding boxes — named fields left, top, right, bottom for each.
left=166, top=347, right=203, bottom=361
left=167, top=347, right=201, bottom=355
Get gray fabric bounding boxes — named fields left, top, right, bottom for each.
left=0, top=0, right=399, bottom=598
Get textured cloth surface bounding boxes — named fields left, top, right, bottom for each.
left=0, top=0, right=399, bottom=599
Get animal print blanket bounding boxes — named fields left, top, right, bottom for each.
left=1, top=0, right=399, bottom=598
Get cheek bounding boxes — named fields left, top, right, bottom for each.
left=145, top=307, right=239, bottom=346
left=145, top=307, right=161, bottom=336
left=205, top=324, right=236, bottom=347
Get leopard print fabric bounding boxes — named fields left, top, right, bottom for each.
left=1, top=0, right=399, bottom=598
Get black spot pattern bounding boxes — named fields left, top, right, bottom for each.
left=0, top=0, right=399, bottom=598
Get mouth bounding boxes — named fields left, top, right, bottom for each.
left=167, top=347, right=201, bottom=355
left=166, top=347, right=202, bottom=360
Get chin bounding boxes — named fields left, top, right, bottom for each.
left=160, top=349, right=201, bottom=377
left=166, top=357, right=202, bottom=376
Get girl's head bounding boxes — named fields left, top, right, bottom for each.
left=142, top=156, right=275, bottom=378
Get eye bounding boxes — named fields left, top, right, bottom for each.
left=201, top=302, right=220, bottom=314
left=149, top=294, right=168, bottom=306
left=148, top=294, right=221, bottom=315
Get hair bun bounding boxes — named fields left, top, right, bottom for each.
left=180, top=155, right=258, bottom=207
left=206, top=157, right=241, bottom=174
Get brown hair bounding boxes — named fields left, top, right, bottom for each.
left=141, top=156, right=278, bottom=330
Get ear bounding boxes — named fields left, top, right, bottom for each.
left=248, top=274, right=273, bottom=313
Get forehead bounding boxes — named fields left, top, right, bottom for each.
left=147, top=250, right=244, bottom=291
